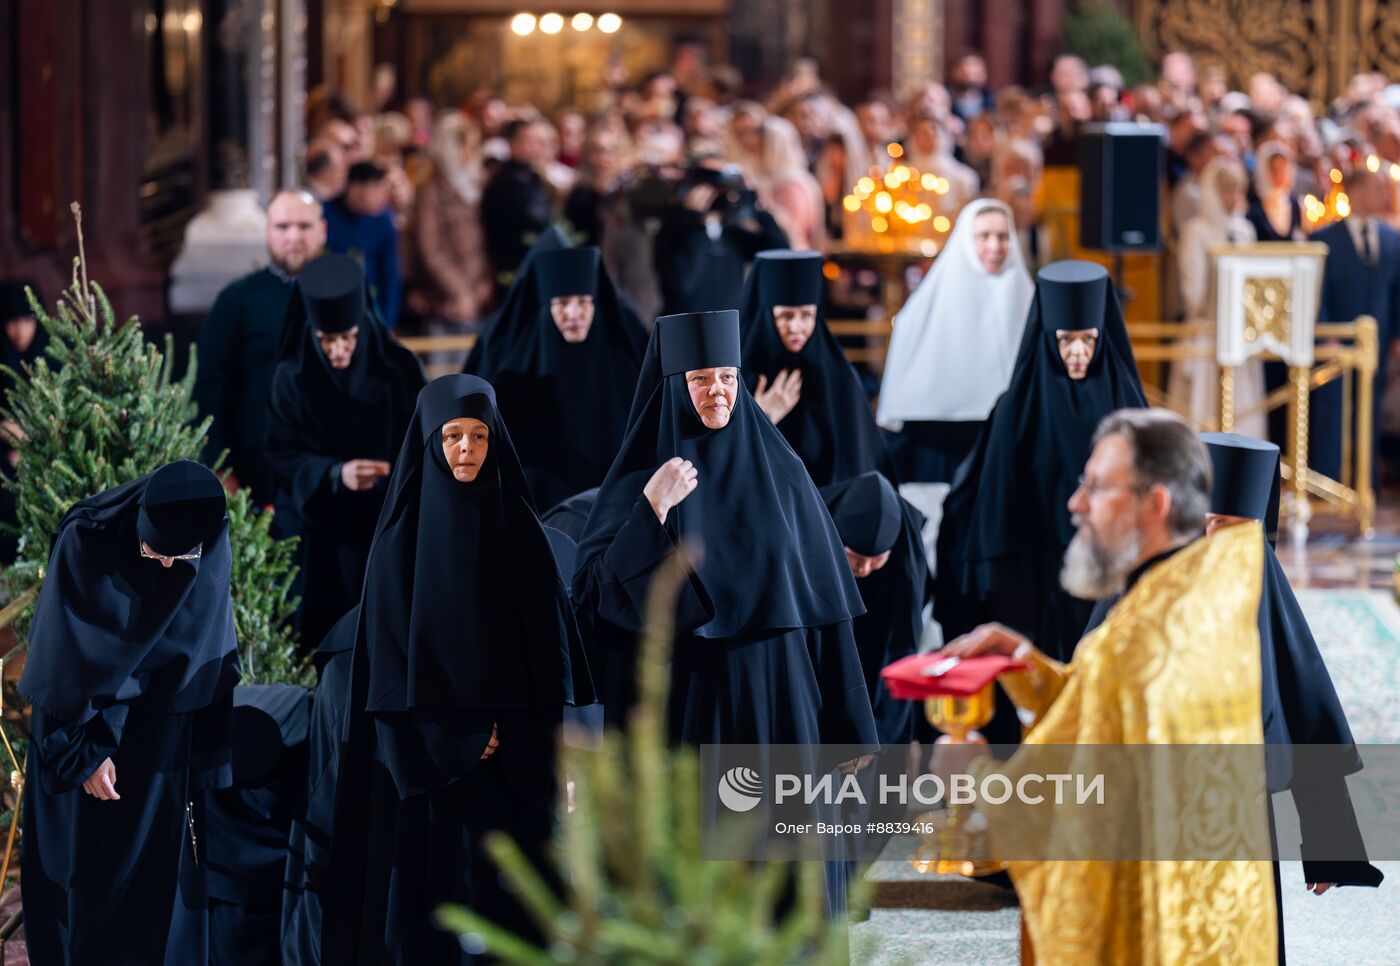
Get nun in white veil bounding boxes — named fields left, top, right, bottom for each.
left=876, top=198, right=1033, bottom=591
left=1168, top=156, right=1267, bottom=437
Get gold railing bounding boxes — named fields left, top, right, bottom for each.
left=400, top=315, right=1378, bottom=536
left=0, top=585, right=36, bottom=916
left=1128, top=317, right=1380, bottom=537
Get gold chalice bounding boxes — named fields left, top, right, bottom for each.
left=910, top=671, right=1008, bottom=877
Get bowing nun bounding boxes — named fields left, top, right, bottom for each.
left=467, top=244, right=646, bottom=509
left=20, top=461, right=241, bottom=965
left=820, top=471, right=933, bottom=747
left=265, top=253, right=425, bottom=649
left=573, top=309, right=877, bottom=751
left=322, top=374, right=594, bottom=965
left=282, top=607, right=359, bottom=966
left=738, top=249, right=895, bottom=486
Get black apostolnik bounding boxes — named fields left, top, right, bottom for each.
left=935, top=260, right=1146, bottom=675
left=738, top=250, right=896, bottom=487
left=322, top=374, right=593, bottom=965
left=265, top=253, right=425, bottom=650
left=573, top=308, right=877, bottom=748
left=467, top=234, right=645, bottom=509
left=20, top=461, right=241, bottom=966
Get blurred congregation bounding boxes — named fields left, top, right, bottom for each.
left=3, top=1, right=1400, bottom=963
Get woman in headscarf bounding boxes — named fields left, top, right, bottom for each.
left=467, top=242, right=646, bottom=509
left=409, top=112, right=493, bottom=329
left=573, top=309, right=876, bottom=751
left=934, top=261, right=1145, bottom=686
left=21, top=461, right=241, bottom=965
left=878, top=200, right=1034, bottom=559
left=1169, top=156, right=1266, bottom=436
left=1247, top=141, right=1305, bottom=243
left=323, top=374, right=593, bottom=965
left=729, top=103, right=827, bottom=251
left=265, top=254, right=425, bottom=650
left=739, top=249, right=895, bottom=486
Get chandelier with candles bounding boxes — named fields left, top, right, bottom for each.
left=840, top=143, right=958, bottom=256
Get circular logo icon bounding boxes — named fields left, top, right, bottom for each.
left=717, top=766, right=763, bottom=812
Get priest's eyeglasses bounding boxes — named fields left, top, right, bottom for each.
left=1075, top=474, right=1147, bottom=497
left=139, top=541, right=203, bottom=563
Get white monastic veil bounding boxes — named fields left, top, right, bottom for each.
left=876, top=199, right=1034, bottom=649
left=877, top=198, right=1034, bottom=428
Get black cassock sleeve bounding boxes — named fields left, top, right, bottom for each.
left=576, top=497, right=715, bottom=634
left=372, top=708, right=498, bottom=800
left=30, top=703, right=130, bottom=795
left=1260, top=550, right=1384, bottom=888
left=265, top=370, right=342, bottom=531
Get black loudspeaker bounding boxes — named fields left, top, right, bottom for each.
left=1077, top=122, right=1166, bottom=252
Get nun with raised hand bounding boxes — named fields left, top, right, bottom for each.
left=467, top=243, right=646, bottom=509
left=265, top=253, right=425, bottom=650
left=876, top=199, right=1034, bottom=560
left=738, top=249, right=895, bottom=487
left=934, top=261, right=1145, bottom=688
left=573, top=309, right=877, bottom=752
left=20, top=460, right=241, bottom=966
left=322, top=374, right=594, bottom=965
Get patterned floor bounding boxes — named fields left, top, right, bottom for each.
left=853, top=550, right=1400, bottom=964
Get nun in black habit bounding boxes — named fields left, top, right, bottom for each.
left=542, top=486, right=600, bottom=542
left=282, top=607, right=359, bottom=966
left=1197, top=435, right=1382, bottom=898
left=934, top=261, right=1145, bottom=677
left=739, top=250, right=895, bottom=487
left=821, top=472, right=932, bottom=746
left=206, top=684, right=313, bottom=966
left=265, top=253, right=425, bottom=649
left=572, top=309, right=877, bottom=751
left=467, top=243, right=646, bottom=509
left=20, top=460, right=241, bottom=966
left=322, top=374, right=594, bottom=965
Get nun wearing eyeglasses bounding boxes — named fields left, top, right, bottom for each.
left=265, top=253, right=425, bottom=649
left=574, top=309, right=877, bottom=752
left=20, top=460, right=242, bottom=966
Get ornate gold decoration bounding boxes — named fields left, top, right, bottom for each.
left=892, top=0, right=942, bottom=99
left=1242, top=276, right=1292, bottom=345
left=1355, top=0, right=1400, bottom=83
left=1138, top=1, right=1400, bottom=105
left=1136, top=0, right=1331, bottom=104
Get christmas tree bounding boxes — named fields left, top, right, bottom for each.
left=0, top=204, right=305, bottom=685
left=437, top=553, right=873, bottom=964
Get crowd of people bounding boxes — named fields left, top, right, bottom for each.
left=2, top=40, right=1397, bottom=966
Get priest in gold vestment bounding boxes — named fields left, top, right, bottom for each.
left=939, top=409, right=1279, bottom=964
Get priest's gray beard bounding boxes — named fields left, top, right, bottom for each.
left=1060, top=513, right=1144, bottom=600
